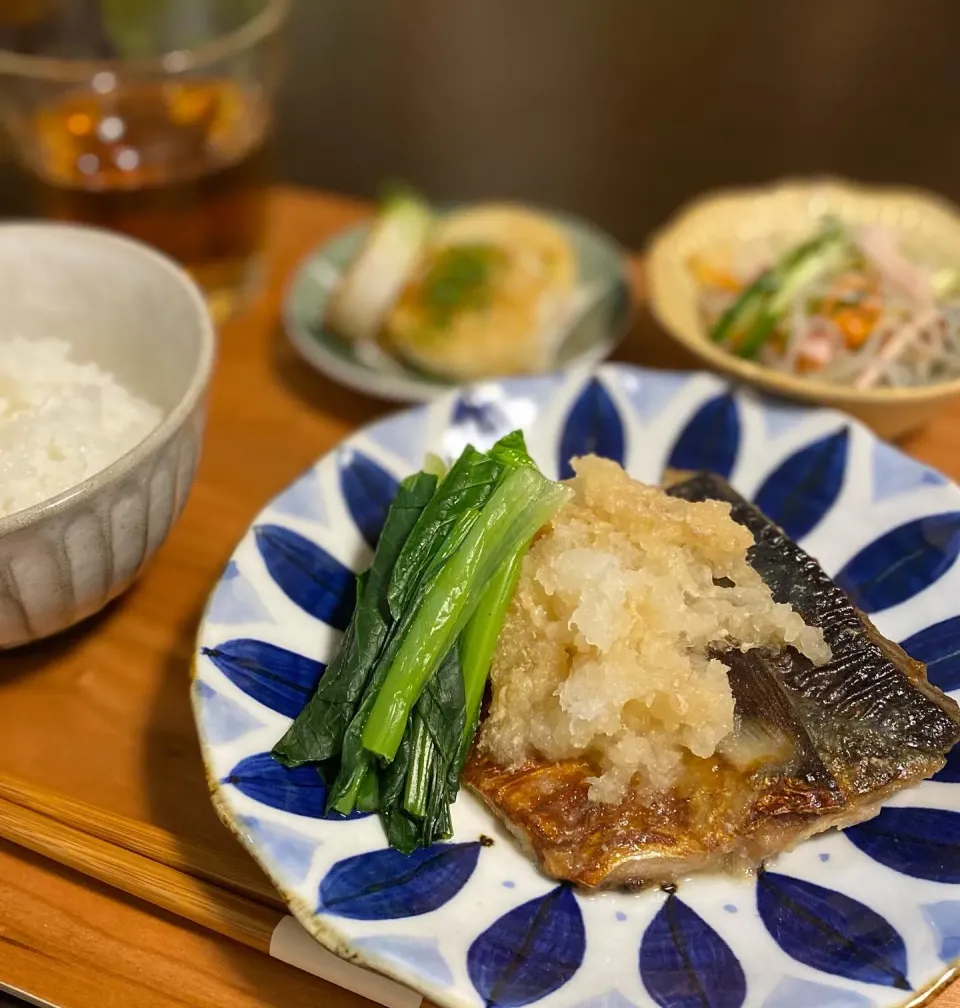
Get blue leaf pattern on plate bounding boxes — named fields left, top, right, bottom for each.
left=197, top=364, right=960, bottom=1008
left=762, top=978, right=875, bottom=1008
left=921, top=901, right=960, bottom=963
left=757, top=872, right=909, bottom=989
left=202, top=638, right=325, bottom=718
left=255, top=524, right=354, bottom=630
left=467, top=885, right=585, bottom=1008
left=353, top=935, right=454, bottom=987
left=666, top=393, right=739, bottom=479
left=207, top=560, right=274, bottom=624
left=239, top=816, right=317, bottom=885
left=224, top=752, right=366, bottom=820
left=639, top=893, right=746, bottom=1008
left=833, top=513, right=960, bottom=615
left=319, top=842, right=481, bottom=920
left=900, top=616, right=960, bottom=693
left=338, top=448, right=399, bottom=550
left=272, top=468, right=328, bottom=524
left=933, top=746, right=960, bottom=783
left=452, top=396, right=509, bottom=436
left=753, top=428, right=848, bottom=541
left=872, top=440, right=946, bottom=504
left=845, top=807, right=960, bottom=883
left=193, top=681, right=262, bottom=744
left=558, top=379, right=625, bottom=479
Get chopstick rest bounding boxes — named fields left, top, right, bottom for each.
left=270, top=915, right=422, bottom=1008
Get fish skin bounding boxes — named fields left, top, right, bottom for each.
left=669, top=472, right=960, bottom=787
left=464, top=471, right=960, bottom=889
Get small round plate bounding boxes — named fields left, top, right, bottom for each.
left=193, top=364, right=960, bottom=1008
left=283, top=210, right=634, bottom=402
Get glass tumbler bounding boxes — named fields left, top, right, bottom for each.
left=0, top=0, right=288, bottom=323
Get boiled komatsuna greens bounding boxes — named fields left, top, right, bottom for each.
left=272, top=431, right=571, bottom=852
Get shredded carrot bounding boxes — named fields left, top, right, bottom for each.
left=833, top=307, right=877, bottom=348
left=796, top=347, right=831, bottom=373
left=688, top=256, right=741, bottom=293
left=819, top=274, right=881, bottom=348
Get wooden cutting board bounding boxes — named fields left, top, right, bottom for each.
left=0, top=186, right=956, bottom=1008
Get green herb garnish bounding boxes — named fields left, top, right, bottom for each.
left=420, top=244, right=505, bottom=328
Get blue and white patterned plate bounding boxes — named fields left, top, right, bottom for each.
left=192, top=364, right=960, bottom=1008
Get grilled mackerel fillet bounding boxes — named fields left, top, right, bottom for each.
left=464, top=471, right=960, bottom=888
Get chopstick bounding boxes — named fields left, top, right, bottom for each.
left=0, top=792, right=283, bottom=953
left=0, top=774, right=284, bottom=910
left=0, top=776, right=428, bottom=1008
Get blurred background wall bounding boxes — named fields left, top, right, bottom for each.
left=5, top=0, right=960, bottom=248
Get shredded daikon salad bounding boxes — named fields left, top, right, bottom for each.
left=692, top=217, right=960, bottom=388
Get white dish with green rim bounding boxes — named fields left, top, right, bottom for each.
left=283, top=208, right=634, bottom=403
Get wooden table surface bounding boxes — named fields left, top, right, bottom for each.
left=0, top=186, right=957, bottom=1008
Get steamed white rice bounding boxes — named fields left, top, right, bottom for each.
left=0, top=337, right=161, bottom=519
